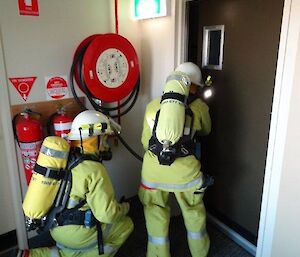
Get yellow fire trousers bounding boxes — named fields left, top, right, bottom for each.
left=139, top=186, right=210, bottom=257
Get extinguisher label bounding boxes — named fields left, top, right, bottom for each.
left=54, top=122, right=72, bottom=131
left=45, top=76, right=69, bottom=100
left=19, top=140, right=42, bottom=183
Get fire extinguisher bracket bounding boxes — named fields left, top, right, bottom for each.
left=82, top=33, right=139, bottom=103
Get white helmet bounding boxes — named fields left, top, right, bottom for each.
left=175, top=62, right=202, bottom=86
left=68, top=110, right=115, bottom=140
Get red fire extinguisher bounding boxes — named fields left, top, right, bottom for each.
left=13, top=110, right=43, bottom=185
left=49, top=108, right=73, bottom=140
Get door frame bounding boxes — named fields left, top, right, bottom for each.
left=0, top=27, right=28, bottom=249
left=176, top=0, right=295, bottom=256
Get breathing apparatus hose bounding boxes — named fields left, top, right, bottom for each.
left=113, top=128, right=143, bottom=162
left=70, top=40, right=143, bottom=162
left=69, top=46, right=87, bottom=111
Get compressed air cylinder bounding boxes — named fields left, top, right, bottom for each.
left=155, top=72, right=190, bottom=145
left=22, top=136, right=70, bottom=220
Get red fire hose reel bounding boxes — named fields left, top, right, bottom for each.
left=70, top=33, right=142, bottom=161
left=72, top=33, right=140, bottom=104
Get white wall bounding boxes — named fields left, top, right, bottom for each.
left=0, top=46, right=15, bottom=234
left=256, top=0, right=300, bottom=256
left=0, top=30, right=24, bottom=242
left=138, top=2, right=176, bottom=100
left=271, top=3, right=300, bottom=255
left=0, top=0, right=112, bottom=105
left=0, top=128, right=15, bottom=234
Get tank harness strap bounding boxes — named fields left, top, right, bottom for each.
left=97, top=221, right=104, bottom=255
left=34, top=163, right=65, bottom=180
left=187, top=93, right=198, bottom=105
left=68, top=149, right=102, bottom=169
left=160, top=92, right=186, bottom=103
left=56, top=200, right=89, bottom=226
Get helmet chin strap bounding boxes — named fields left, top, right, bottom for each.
left=79, top=127, right=84, bottom=154
left=97, top=135, right=100, bottom=150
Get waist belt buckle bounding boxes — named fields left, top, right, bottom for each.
left=159, top=147, right=176, bottom=166
left=84, top=210, right=93, bottom=228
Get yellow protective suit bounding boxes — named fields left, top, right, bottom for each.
left=139, top=96, right=211, bottom=257
left=28, top=138, right=133, bottom=257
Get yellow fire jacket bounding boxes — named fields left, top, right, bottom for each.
left=141, top=96, right=211, bottom=192
left=50, top=160, right=128, bottom=249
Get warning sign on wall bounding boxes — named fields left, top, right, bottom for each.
left=9, top=76, right=37, bottom=101
left=45, top=76, right=69, bottom=100
left=18, top=0, right=39, bottom=16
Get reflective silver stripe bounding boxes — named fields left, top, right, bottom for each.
left=57, top=241, right=116, bottom=254
left=166, top=74, right=191, bottom=87
left=187, top=228, right=207, bottom=240
left=67, top=198, right=80, bottom=208
left=103, top=224, right=113, bottom=239
left=54, top=122, right=72, bottom=131
left=104, top=244, right=118, bottom=255
left=40, top=145, right=69, bottom=159
left=50, top=246, right=59, bottom=257
left=141, top=175, right=203, bottom=191
left=148, top=235, right=169, bottom=245
left=57, top=240, right=97, bottom=252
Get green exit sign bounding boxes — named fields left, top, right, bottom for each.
left=133, top=0, right=167, bottom=20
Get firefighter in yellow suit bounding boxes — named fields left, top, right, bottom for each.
left=139, top=62, right=212, bottom=257
left=26, top=110, right=133, bottom=257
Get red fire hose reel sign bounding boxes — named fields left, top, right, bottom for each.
left=45, top=76, right=69, bottom=100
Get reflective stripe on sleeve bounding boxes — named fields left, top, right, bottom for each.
left=140, top=183, right=154, bottom=190
left=141, top=175, right=203, bottom=191
left=67, top=198, right=80, bottom=208
left=148, top=235, right=169, bottom=245
left=104, top=244, right=118, bottom=255
left=40, top=145, right=69, bottom=159
left=102, top=224, right=113, bottom=239
left=50, top=247, right=59, bottom=257
left=57, top=241, right=97, bottom=252
left=57, top=241, right=116, bottom=254
left=187, top=228, right=207, bottom=240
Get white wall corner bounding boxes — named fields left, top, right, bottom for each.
left=256, top=0, right=298, bottom=256
left=0, top=28, right=28, bottom=249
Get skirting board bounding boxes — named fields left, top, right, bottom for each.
left=207, top=213, right=257, bottom=256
